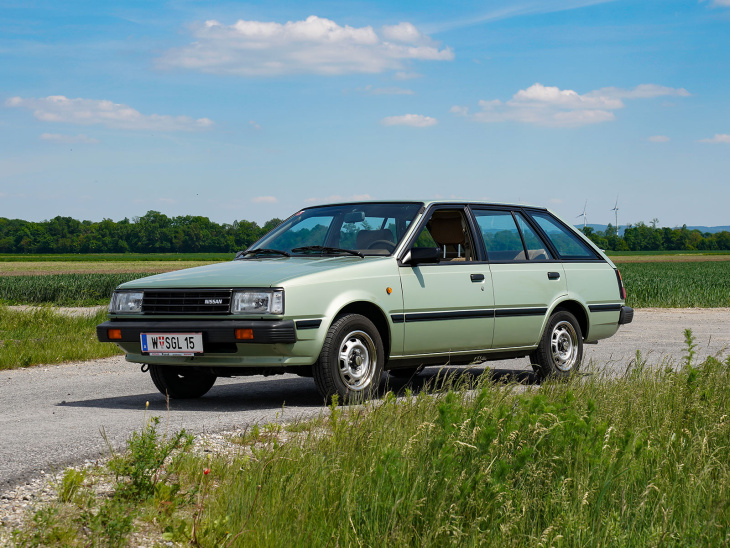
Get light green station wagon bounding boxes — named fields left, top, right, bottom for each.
left=97, top=201, right=633, bottom=403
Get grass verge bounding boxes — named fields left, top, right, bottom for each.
left=0, top=306, right=121, bottom=369
left=10, top=339, right=730, bottom=546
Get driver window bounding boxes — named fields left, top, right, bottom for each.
left=413, top=209, right=475, bottom=262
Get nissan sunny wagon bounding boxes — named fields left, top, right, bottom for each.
left=97, top=201, right=633, bottom=403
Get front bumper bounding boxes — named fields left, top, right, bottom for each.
left=97, top=320, right=297, bottom=345
left=618, top=306, right=634, bottom=325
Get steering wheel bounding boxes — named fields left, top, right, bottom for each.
left=366, top=240, right=396, bottom=252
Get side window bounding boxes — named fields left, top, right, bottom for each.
left=529, top=212, right=596, bottom=259
left=515, top=213, right=552, bottom=260
left=413, top=209, right=475, bottom=261
left=472, top=210, right=525, bottom=261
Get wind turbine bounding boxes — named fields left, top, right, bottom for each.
left=577, top=201, right=587, bottom=230
left=612, top=196, right=620, bottom=236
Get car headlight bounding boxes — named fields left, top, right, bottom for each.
left=231, top=289, right=284, bottom=315
left=109, top=291, right=144, bottom=314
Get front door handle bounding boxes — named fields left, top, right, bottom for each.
left=470, top=273, right=485, bottom=282
left=547, top=272, right=561, bottom=280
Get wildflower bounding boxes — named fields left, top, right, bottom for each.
left=204, top=468, right=210, bottom=475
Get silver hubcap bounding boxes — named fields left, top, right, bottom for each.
left=551, top=320, right=579, bottom=372
left=338, top=330, right=377, bottom=391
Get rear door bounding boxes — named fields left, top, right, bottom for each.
left=471, top=208, right=567, bottom=350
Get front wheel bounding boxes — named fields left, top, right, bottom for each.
left=313, top=314, right=384, bottom=404
left=148, top=365, right=217, bottom=399
left=530, top=310, right=583, bottom=380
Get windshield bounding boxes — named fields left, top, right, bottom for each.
left=246, top=202, right=423, bottom=257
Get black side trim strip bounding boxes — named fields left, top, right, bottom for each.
left=589, top=304, right=622, bottom=312
left=296, top=319, right=322, bottom=330
left=494, top=307, right=548, bottom=318
left=391, top=310, right=494, bottom=323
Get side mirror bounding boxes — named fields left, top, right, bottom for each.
left=403, top=247, right=441, bottom=266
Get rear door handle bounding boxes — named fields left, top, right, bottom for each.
left=547, top=272, right=560, bottom=280
left=470, top=273, right=485, bottom=282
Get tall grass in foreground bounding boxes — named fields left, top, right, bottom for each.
left=0, top=306, right=121, bottom=369
left=0, top=273, right=151, bottom=306
left=621, top=261, right=730, bottom=308
left=193, top=355, right=730, bottom=547
left=11, top=345, right=730, bottom=546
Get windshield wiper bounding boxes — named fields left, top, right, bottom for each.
left=237, top=248, right=290, bottom=259
left=290, top=245, right=364, bottom=258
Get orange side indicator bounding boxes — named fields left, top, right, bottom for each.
left=235, top=328, right=254, bottom=340
left=108, top=328, right=122, bottom=340
left=386, top=287, right=393, bottom=294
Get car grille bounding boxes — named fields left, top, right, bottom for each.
left=142, top=290, right=232, bottom=315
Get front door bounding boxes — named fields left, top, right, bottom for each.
left=398, top=208, right=494, bottom=357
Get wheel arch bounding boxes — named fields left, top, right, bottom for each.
left=333, top=301, right=392, bottom=362
left=550, top=299, right=589, bottom=340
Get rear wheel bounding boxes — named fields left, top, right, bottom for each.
left=530, top=310, right=583, bottom=380
left=148, top=365, right=217, bottom=399
left=313, top=314, right=384, bottom=404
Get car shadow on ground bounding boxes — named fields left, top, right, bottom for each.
left=57, top=365, right=540, bottom=412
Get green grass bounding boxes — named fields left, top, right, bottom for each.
left=607, top=250, right=730, bottom=256
left=0, top=273, right=152, bottom=306
left=620, top=262, right=730, bottom=308
left=13, top=345, right=730, bottom=547
left=0, top=306, right=122, bottom=369
left=0, top=253, right=232, bottom=262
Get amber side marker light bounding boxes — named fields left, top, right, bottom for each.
left=108, top=329, right=122, bottom=340
left=235, top=328, right=254, bottom=340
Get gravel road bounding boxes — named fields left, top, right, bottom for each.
left=1, top=308, right=729, bottom=492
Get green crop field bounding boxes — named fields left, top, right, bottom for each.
left=0, top=273, right=152, bottom=306
left=620, top=262, right=730, bottom=308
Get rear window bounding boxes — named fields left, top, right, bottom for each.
left=529, top=212, right=597, bottom=259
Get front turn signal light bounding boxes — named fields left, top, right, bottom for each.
left=108, top=329, right=122, bottom=340
left=235, top=328, right=254, bottom=340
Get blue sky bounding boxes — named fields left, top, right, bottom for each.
left=1, top=0, right=729, bottom=227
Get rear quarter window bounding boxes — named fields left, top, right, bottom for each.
left=529, top=212, right=597, bottom=260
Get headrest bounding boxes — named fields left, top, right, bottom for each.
left=356, top=229, right=394, bottom=249
left=429, top=213, right=465, bottom=246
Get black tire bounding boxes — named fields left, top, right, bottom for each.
left=530, top=310, right=583, bottom=380
left=313, top=314, right=385, bottom=404
left=148, top=365, right=217, bottom=399
left=388, top=365, right=423, bottom=379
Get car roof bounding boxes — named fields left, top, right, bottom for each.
left=305, top=199, right=549, bottom=211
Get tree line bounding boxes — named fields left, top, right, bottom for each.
left=582, top=222, right=730, bottom=251
left=0, top=211, right=283, bottom=254
left=0, top=212, right=728, bottom=254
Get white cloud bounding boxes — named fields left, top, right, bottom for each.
left=454, top=83, right=690, bottom=128
left=702, top=0, right=730, bottom=7
left=252, top=196, right=278, bottom=203
left=6, top=96, right=214, bottom=131
left=39, top=133, right=99, bottom=144
left=393, top=71, right=423, bottom=80
left=698, top=134, right=730, bottom=143
left=157, top=15, right=453, bottom=76
left=381, top=114, right=437, bottom=127
left=648, top=135, right=670, bottom=143
left=249, top=120, right=262, bottom=130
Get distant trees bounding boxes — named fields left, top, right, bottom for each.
left=582, top=222, right=730, bottom=252
left=0, top=211, right=727, bottom=253
left=0, top=211, right=284, bottom=254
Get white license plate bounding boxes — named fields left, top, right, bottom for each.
left=141, top=333, right=203, bottom=356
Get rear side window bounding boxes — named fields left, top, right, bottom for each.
left=529, top=212, right=596, bottom=259
left=472, top=210, right=551, bottom=261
